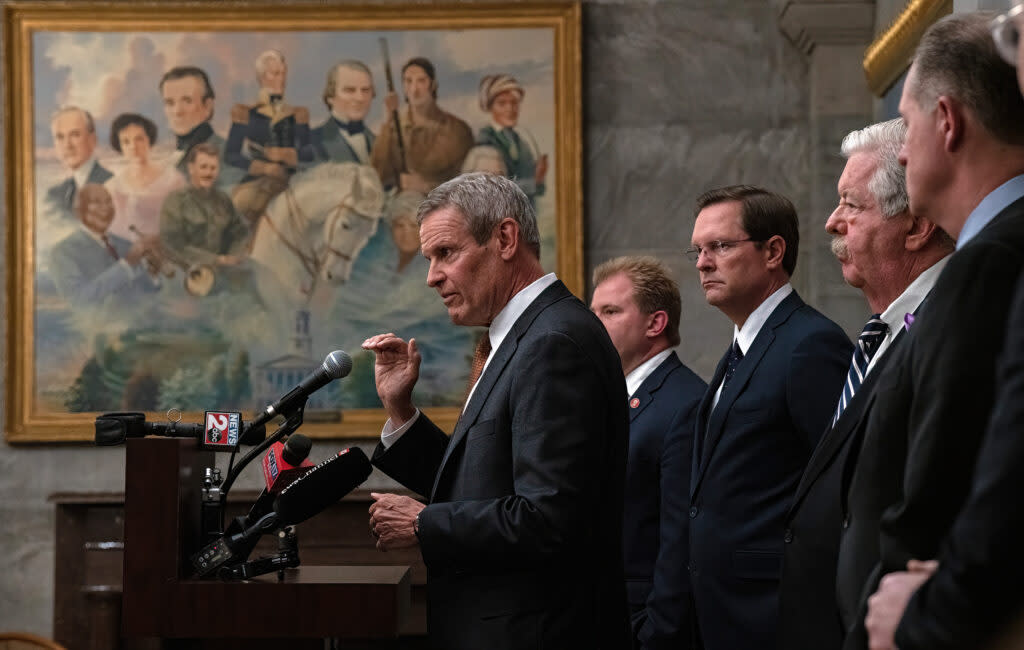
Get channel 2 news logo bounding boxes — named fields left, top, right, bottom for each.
left=204, top=411, right=240, bottom=448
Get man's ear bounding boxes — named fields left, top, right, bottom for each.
left=762, top=235, right=786, bottom=270
left=936, top=95, right=965, bottom=153
left=496, top=218, right=519, bottom=260
left=646, top=310, right=669, bottom=339
left=905, top=213, right=941, bottom=252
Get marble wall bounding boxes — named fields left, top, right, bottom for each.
left=0, top=0, right=876, bottom=638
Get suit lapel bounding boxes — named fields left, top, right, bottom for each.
left=786, top=328, right=906, bottom=517
left=692, top=292, right=803, bottom=497
left=629, top=353, right=681, bottom=423
left=692, top=353, right=727, bottom=470
left=429, top=280, right=572, bottom=501
left=323, top=122, right=360, bottom=162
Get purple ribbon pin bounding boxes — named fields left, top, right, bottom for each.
left=904, top=313, right=915, bottom=330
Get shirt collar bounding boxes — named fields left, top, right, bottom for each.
left=877, top=254, right=950, bottom=333
left=487, top=272, right=558, bottom=355
left=733, top=283, right=793, bottom=354
left=71, top=158, right=98, bottom=187
left=957, top=174, right=1024, bottom=249
left=626, top=348, right=673, bottom=397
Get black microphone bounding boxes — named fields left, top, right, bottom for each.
left=191, top=447, right=372, bottom=577
left=227, top=434, right=314, bottom=550
left=274, top=447, right=372, bottom=526
left=94, top=411, right=267, bottom=449
left=249, top=350, right=353, bottom=429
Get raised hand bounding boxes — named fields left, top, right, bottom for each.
left=362, top=333, right=421, bottom=426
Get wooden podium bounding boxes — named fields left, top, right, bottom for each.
left=122, top=438, right=411, bottom=645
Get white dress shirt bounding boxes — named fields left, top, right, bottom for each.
left=625, top=348, right=674, bottom=398
left=711, top=283, right=793, bottom=410
left=381, top=272, right=559, bottom=448
left=865, top=255, right=950, bottom=375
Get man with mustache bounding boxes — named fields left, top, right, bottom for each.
left=834, top=10, right=1024, bottom=650
left=777, top=118, right=952, bottom=650
left=857, top=7, right=1024, bottom=650
left=159, top=142, right=250, bottom=274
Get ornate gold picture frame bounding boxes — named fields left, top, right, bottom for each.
left=3, top=2, right=582, bottom=442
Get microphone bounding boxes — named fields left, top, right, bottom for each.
left=262, top=434, right=314, bottom=493
left=224, top=433, right=315, bottom=555
left=256, top=350, right=353, bottom=424
left=191, top=447, right=372, bottom=577
left=274, top=447, right=372, bottom=526
left=94, top=411, right=266, bottom=450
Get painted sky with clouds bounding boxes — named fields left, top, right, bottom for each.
left=32, top=27, right=556, bottom=163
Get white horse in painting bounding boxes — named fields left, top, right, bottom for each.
left=247, top=162, right=386, bottom=312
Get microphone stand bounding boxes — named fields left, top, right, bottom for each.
left=220, top=527, right=300, bottom=581
left=202, top=401, right=307, bottom=562
left=220, top=401, right=306, bottom=498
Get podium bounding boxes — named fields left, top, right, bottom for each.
left=121, top=438, right=411, bottom=645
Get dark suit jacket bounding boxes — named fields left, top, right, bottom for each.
left=624, top=352, right=706, bottom=650
left=45, top=160, right=113, bottom=215
left=838, top=196, right=1024, bottom=650
left=311, top=118, right=376, bottom=164
left=372, top=280, right=630, bottom=650
left=689, top=290, right=852, bottom=650
left=778, top=326, right=906, bottom=650
left=892, top=254, right=1024, bottom=650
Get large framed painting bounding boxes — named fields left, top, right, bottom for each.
left=3, top=2, right=582, bottom=442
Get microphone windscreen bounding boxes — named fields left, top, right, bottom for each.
left=273, top=447, right=371, bottom=526
left=94, top=412, right=146, bottom=445
left=94, top=417, right=127, bottom=446
left=282, top=434, right=312, bottom=465
left=323, top=350, right=353, bottom=379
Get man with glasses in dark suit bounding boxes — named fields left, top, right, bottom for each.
left=686, top=185, right=851, bottom=650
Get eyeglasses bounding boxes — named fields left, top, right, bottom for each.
left=684, top=239, right=762, bottom=262
left=991, top=1, right=1023, bottom=67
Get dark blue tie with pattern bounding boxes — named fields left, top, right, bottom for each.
left=832, top=314, right=889, bottom=426
left=722, top=340, right=744, bottom=390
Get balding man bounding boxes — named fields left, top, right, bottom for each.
left=49, top=183, right=160, bottom=308
left=46, top=107, right=112, bottom=217
left=777, top=118, right=953, bottom=650
left=832, top=11, right=1024, bottom=650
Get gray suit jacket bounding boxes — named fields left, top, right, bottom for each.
left=49, top=228, right=156, bottom=307
left=373, top=280, right=630, bottom=650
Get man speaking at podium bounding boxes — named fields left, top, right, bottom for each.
left=364, top=172, right=630, bottom=649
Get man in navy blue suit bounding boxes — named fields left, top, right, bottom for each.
left=687, top=185, right=852, bottom=650
left=590, top=255, right=706, bottom=650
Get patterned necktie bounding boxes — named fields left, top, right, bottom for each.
left=832, top=314, right=889, bottom=425
left=464, top=331, right=492, bottom=405
left=721, top=340, right=744, bottom=390
left=100, top=234, right=119, bottom=260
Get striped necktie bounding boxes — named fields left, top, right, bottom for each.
left=832, top=314, right=889, bottom=426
